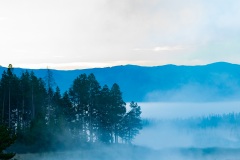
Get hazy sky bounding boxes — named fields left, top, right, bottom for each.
left=1, top=0, right=240, bottom=69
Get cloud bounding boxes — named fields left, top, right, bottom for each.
left=1, top=0, right=240, bottom=69
left=0, top=17, right=8, bottom=21
left=16, top=60, right=156, bottom=70
left=153, top=46, right=184, bottom=51
left=52, top=55, right=65, bottom=58
left=10, top=61, right=124, bottom=70
left=133, top=45, right=190, bottom=52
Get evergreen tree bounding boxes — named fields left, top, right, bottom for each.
left=0, top=70, right=8, bottom=124
left=45, top=68, right=55, bottom=126
left=18, top=74, right=48, bottom=150
left=0, top=65, right=20, bottom=132
left=61, top=91, right=74, bottom=126
left=98, top=85, right=112, bottom=143
left=120, top=102, right=142, bottom=143
left=19, top=71, right=32, bottom=133
left=110, top=83, right=126, bottom=143
left=29, top=71, right=40, bottom=120
left=31, top=77, right=47, bottom=119
left=69, top=74, right=89, bottom=143
left=51, top=87, right=70, bottom=148
left=0, top=125, right=16, bottom=160
left=87, top=73, right=101, bottom=143
left=26, top=111, right=51, bottom=152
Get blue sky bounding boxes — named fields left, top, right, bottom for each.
left=0, top=0, right=240, bottom=70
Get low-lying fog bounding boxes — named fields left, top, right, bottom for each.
left=137, top=101, right=240, bottom=119
left=133, top=101, right=240, bottom=150
left=17, top=101, right=240, bottom=160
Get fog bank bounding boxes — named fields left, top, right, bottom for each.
left=133, top=102, right=240, bottom=151
left=138, top=101, right=240, bottom=119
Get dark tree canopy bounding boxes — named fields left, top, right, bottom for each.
left=0, top=65, right=142, bottom=153
left=0, top=125, right=16, bottom=160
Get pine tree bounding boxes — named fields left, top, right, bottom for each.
left=87, top=74, right=101, bottom=143
left=69, top=74, right=89, bottom=143
left=44, top=68, right=55, bottom=126
left=27, top=111, right=51, bottom=152
left=120, top=102, right=142, bottom=143
left=61, top=91, right=74, bottom=126
left=0, top=65, right=20, bottom=132
left=31, top=76, right=47, bottom=119
left=0, top=125, right=16, bottom=160
left=19, top=71, right=32, bottom=133
left=19, top=74, right=49, bottom=151
left=110, top=83, right=126, bottom=143
left=98, top=85, right=112, bottom=143
left=0, top=70, right=8, bottom=124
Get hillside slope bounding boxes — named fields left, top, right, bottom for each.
left=1, top=62, right=240, bottom=102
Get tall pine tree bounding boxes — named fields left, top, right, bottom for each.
left=0, top=125, right=16, bottom=159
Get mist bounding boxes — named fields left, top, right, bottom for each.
left=135, top=118, right=240, bottom=149
left=135, top=102, right=240, bottom=147
left=138, top=101, right=240, bottom=119
left=14, top=102, right=240, bottom=160
left=131, top=102, right=240, bottom=159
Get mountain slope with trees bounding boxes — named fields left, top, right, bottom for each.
left=1, top=62, right=240, bottom=102
left=0, top=65, right=142, bottom=153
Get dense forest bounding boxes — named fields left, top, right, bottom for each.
left=0, top=65, right=142, bottom=154
left=144, top=113, right=240, bottom=129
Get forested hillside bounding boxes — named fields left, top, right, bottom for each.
left=1, top=62, right=240, bottom=102
left=0, top=65, right=142, bottom=153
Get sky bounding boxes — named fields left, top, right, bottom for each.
left=1, top=0, right=240, bottom=70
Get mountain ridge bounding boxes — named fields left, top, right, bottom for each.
left=0, top=62, right=240, bottom=102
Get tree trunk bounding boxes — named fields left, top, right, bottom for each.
left=2, top=94, right=5, bottom=123
left=8, top=87, right=10, bottom=128
left=31, top=85, right=35, bottom=119
left=89, top=104, right=93, bottom=143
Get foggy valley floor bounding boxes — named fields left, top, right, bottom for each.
left=13, top=102, right=240, bottom=160
left=15, top=146, right=240, bottom=160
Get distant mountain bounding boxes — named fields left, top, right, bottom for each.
left=1, top=62, right=240, bottom=102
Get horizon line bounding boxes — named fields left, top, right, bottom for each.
left=0, top=61, right=237, bottom=71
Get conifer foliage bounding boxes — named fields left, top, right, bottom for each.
left=0, top=125, right=16, bottom=160
left=0, top=65, right=142, bottom=152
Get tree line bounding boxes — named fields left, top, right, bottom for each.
left=0, top=65, right=142, bottom=152
left=144, top=113, right=240, bottom=129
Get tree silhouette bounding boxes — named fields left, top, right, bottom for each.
left=0, top=125, right=16, bottom=160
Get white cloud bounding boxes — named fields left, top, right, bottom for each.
left=1, top=0, right=240, bottom=69
left=0, top=17, right=8, bottom=21
left=133, top=45, right=190, bottom=52
left=7, top=62, right=118, bottom=70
